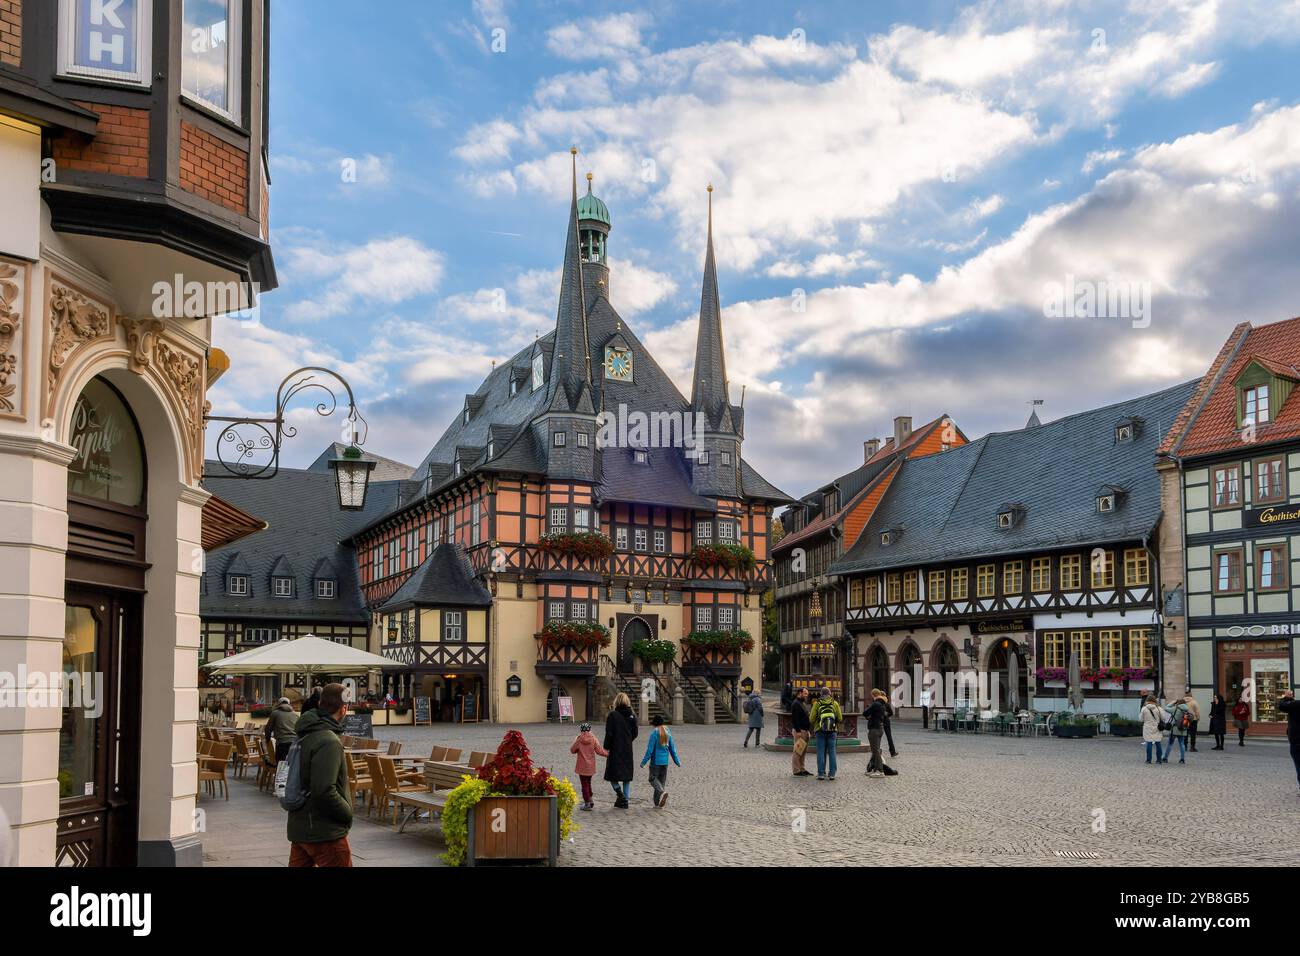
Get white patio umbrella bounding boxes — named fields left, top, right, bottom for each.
left=1066, top=650, right=1085, bottom=711
left=1007, top=651, right=1020, bottom=713
left=204, top=634, right=400, bottom=693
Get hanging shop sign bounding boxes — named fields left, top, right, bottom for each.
left=1244, top=505, right=1300, bottom=529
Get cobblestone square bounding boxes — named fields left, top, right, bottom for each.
left=201, top=719, right=1300, bottom=867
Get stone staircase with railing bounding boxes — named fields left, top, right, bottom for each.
left=593, top=655, right=739, bottom=725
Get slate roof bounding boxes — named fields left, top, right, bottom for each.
left=829, top=381, right=1199, bottom=575
left=200, top=461, right=412, bottom=623
left=1161, top=316, right=1300, bottom=459
left=364, top=168, right=786, bottom=533
left=598, top=445, right=717, bottom=510
left=377, top=543, right=492, bottom=613
left=773, top=415, right=952, bottom=553
left=308, top=443, right=415, bottom=482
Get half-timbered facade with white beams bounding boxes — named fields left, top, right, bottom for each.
left=830, top=381, right=1197, bottom=719
left=347, top=159, right=792, bottom=724
left=1157, top=316, right=1300, bottom=737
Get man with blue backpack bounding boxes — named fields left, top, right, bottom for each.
left=283, top=682, right=354, bottom=866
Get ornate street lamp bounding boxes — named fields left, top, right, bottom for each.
left=205, top=366, right=372, bottom=509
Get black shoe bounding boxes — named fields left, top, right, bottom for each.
left=743, top=741, right=748, bottom=748
left=614, top=798, right=628, bottom=809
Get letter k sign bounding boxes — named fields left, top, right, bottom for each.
left=91, top=0, right=127, bottom=29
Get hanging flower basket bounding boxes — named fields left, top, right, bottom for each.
left=689, top=544, right=757, bottom=573
left=539, top=532, right=613, bottom=562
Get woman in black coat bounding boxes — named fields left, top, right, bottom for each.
left=603, top=692, right=638, bottom=809
left=1208, top=692, right=1228, bottom=750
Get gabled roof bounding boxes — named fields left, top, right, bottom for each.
left=1162, top=317, right=1300, bottom=459
left=830, top=381, right=1198, bottom=575
left=377, top=543, right=492, bottom=613
left=308, top=443, right=415, bottom=482
left=201, top=465, right=408, bottom=623
left=774, top=415, right=957, bottom=553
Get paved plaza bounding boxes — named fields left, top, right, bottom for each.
left=200, top=715, right=1300, bottom=868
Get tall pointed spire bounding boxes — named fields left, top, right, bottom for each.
left=549, top=146, right=592, bottom=407
left=691, top=183, right=732, bottom=430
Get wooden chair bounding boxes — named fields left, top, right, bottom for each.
left=340, top=735, right=354, bottom=748
left=387, top=740, right=402, bottom=756
left=231, top=733, right=257, bottom=778
left=467, top=750, right=490, bottom=768
left=256, top=737, right=277, bottom=792
left=442, top=747, right=463, bottom=763
left=364, top=739, right=381, bottom=750
left=374, top=757, right=428, bottom=825
left=428, top=745, right=447, bottom=761
left=198, top=742, right=234, bottom=800
left=346, top=753, right=375, bottom=815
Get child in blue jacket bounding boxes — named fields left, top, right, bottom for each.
left=640, top=715, right=682, bottom=809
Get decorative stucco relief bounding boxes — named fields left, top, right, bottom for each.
left=0, top=260, right=25, bottom=420
left=46, top=279, right=112, bottom=419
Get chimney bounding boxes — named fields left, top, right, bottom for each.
left=863, top=438, right=880, bottom=463
left=893, top=416, right=913, bottom=449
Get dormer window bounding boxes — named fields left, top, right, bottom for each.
left=487, top=441, right=495, bottom=459
left=1115, top=424, right=1134, bottom=442
left=881, top=529, right=898, bottom=546
left=1243, top=384, right=1270, bottom=425
left=997, top=504, right=1025, bottom=529
left=1097, top=493, right=1115, bottom=513
left=227, top=574, right=248, bottom=596
left=316, top=579, right=336, bottom=599
left=463, top=406, right=470, bottom=425
left=454, top=461, right=463, bottom=477
left=273, top=577, right=293, bottom=598
left=532, top=353, right=545, bottom=391
left=510, top=379, right=518, bottom=396
left=998, top=511, right=1014, bottom=529
left=1113, top=416, right=1144, bottom=442
left=633, top=450, right=648, bottom=464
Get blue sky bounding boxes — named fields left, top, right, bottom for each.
left=209, top=0, right=1300, bottom=494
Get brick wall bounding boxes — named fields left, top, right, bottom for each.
left=0, top=0, right=20, bottom=67
left=179, top=122, right=248, bottom=215
left=50, top=102, right=149, bottom=177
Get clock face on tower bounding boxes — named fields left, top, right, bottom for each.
left=604, top=346, right=633, bottom=381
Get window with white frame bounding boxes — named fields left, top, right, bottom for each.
left=615, top=527, right=629, bottom=550
left=695, top=606, right=713, bottom=630
left=227, top=574, right=248, bottom=596
left=182, top=0, right=243, bottom=122
left=577, top=431, right=589, bottom=448
left=574, top=509, right=590, bottom=531
left=245, top=626, right=278, bottom=644
left=718, top=521, right=737, bottom=544
left=532, top=352, right=545, bottom=391
left=58, top=0, right=153, bottom=87
left=717, top=606, right=735, bottom=628
left=553, top=431, right=566, bottom=447
left=698, top=450, right=710, bottom=465
left=471, top=501, right=482, bottom=545
left=549, top=507, right=567, bottom=533
left=316, top=579, right=336, bottom=599
left=633, top=450, right=648, bottom=464
left=273, top=577, right=293, bottom=598
left=634, top=529, right=647, bottom=552
left=443, top=610, right=463, bottom=641
left=695, top=520, right=713, bottom=544
left=653, top=529, right=666, bottom=553
left=548, top=601, right=566, bottom=620
left=571, top=603, right=588, bottom=620
left=721, top=451, right=732, bottom=466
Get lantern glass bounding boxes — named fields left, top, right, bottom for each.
left=329, top=453, right=376, bottom=510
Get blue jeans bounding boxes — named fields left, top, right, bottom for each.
left=610, top=780, right=631, bottom=799
left=1145, top=741, right=1164, bottom=763
left=1167, top=735, right=1187, bottom=761
left=815, top=731, right=837, bottom=778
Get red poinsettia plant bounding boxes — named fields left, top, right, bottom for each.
left=476, top=730, right=555, bottom=796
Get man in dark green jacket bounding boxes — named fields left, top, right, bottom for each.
left=287, top=682, right=354, bottom=867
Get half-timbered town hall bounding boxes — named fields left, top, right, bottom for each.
left=342, top=155, right=791, bottom=723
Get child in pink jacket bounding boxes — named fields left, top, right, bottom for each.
left=570, top=722, right=609, bottom=811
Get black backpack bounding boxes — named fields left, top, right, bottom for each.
left=277, top=739, right=308, bottom=811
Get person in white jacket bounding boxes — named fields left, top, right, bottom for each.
left=1141, top=695, right=1166, bottom=765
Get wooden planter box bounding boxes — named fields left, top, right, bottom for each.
left=466, top=794, right=558, bottom=867
left=1110, top=724, right=1142, bottom=737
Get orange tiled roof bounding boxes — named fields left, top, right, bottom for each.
left=1165, top=317, right=1300, bottom=459
left=773, top=415, right=953, bottom=553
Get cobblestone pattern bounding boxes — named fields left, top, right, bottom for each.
left=203, top=721, right=1300, bottom=868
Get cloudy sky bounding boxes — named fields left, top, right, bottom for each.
left=209, top=0, right=1300, bottom=496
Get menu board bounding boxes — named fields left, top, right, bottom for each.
left=414, top=697, right=432, bottom=726
left=557, top=697, right=574, bottom=722
left=341, top=712, right=373, bottom=738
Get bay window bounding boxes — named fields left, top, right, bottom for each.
left=182, top=0, right=242, bottom=122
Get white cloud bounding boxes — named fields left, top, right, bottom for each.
left=766, top=250, right=882, bottom=279
left=1081, top=148, right=1125, bottom=174
left=962, top=194, right=1005, bottom=223
left=280, top=236, right=445, bottom=322
left=546, top=13, right=650, bottom=61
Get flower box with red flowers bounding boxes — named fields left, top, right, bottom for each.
left=538, top=531, right=614, bottom=563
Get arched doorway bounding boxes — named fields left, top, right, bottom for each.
left=934, top=640, right=960, bottom=706
left=60, top=376, right=147, bottom=867
left=987, top=638, right=1029, bottom=712
left=898, top=642, right=923, bottom=706
left=618, top=617, right=652, bottom=673
left=867, top=645, right=890, bottom=701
